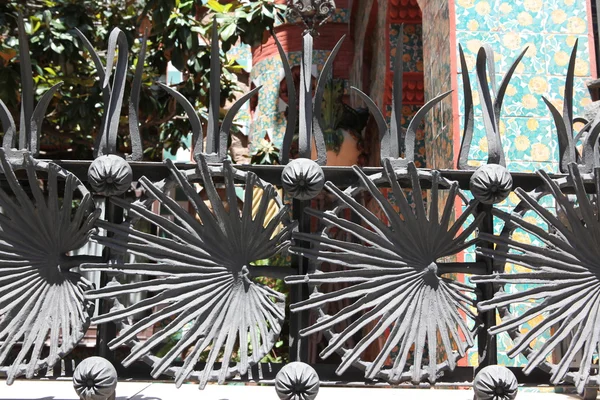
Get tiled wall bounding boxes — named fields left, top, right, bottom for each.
left=453, top=0, right=596, bottom=367
left=455, top=0, right=595, bottom=172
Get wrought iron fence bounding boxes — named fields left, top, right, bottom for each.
left=0, top=2, right=599, bottom=400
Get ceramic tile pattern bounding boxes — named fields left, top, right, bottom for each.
left=455, top=0, right=594, bottom=173
left=454, top=0, right=595, bottom=367
left=387, top=20, right=427, bottom=167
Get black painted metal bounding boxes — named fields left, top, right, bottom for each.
left=473, top=365, right=518, bottom=400
left=275, top=361, right=320, bottom=400
left=286, top=162, right=482, bottom=384
left=0, top=151, right=98, bottom=384
left=73, top=356, right=117, bottom=400
left=0, top=6, right=598, bottom=398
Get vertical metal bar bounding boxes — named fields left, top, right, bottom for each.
left=475, top=202, right=497, bottom=372
left=95, top=197, right=123, bottom=363
left=299, top=33, right=314, bottom=159
left=289, top=198, right=310, bottom=363
left=206, top=18, right=221, bottom=155
left=389, top=24, right=404, bottom=159
left=17, top=13, right=33, bottom=150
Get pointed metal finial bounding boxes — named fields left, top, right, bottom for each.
left=157, top=17, right=260, bottom=162
left=351, top=24, right=451, bottom=168
left=457, top=43, right=527, bottom=170
left=206, top=16, right=221, bottom=158
left=0, top=12, right=63, bottom=161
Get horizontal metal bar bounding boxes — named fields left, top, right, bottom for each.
left=41, top=160, right=575, bottom=192
left=16, top=360, right=585, bottom=387
left=438, top=261, right=488, bottom=275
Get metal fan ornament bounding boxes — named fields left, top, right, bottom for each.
left=472, top=165, right=600, bottom=394
left=0, top=17, right=101, bottom=384
left=0, top=151, right=99, bottom=384
left=82, top=153, right=296, bottom=389
left=287, top=160, right=483, bottom=383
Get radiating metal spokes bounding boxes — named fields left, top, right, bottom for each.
left=82, top=154, right=296, bottom=388
left=287, top=161, right=482, bottom=383
left=473, top=164, right=600, bottom=394
left=0, top=150, right=98, bottom=384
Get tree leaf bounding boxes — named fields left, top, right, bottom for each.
left=221, top=23, right=236, bottom=42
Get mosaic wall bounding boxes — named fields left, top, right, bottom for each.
left=387, top=24, right=427, bottom=168
left=453, top=0, right=595, bottom=367
left=455, top=0, right=594, bottom=172
left=385, top=1, right=427, bottom=167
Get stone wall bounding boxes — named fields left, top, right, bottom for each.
left=420, top=0, right=455, bottom=169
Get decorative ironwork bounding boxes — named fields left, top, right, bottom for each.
left=286, top=160, right=482, bottom=383
left=73, top=356, right=118, bottom=400
left=282, top=158, right=325, bottom=200
left=75, top=27, right=146, bottom=196
left=274, top=362, right=320, bottom=400
left=470, top=163, right=513, bottom=205
left=543, top=40, right=600, bottom=173
left=473, top=365, right=518, bottom=400
left=273, top=32, right=298, bottom=165
left=352, top=25, right=451, bottom=168
left=457, top=44, right=527, bottom=169
left=158, top=19, right=261, bottom=163
left=88, top=155, right=133, bottom=196
left=471, top=164, right=600, bottom=394
left=1, top=3, right=600, bottom=396
left=0, top=150, right=99, bottom=384
left=75, top=27, right=146, bottom=161
left=0, top=14, right=63, bottom=160
left=281, top=34, right=343, bottom=166
left=286, top=0, right=336, bottom=32
left=81, top=153, right=296, bottom=388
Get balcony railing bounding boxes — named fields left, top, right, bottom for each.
left=0, top=2, right=599, bottom=400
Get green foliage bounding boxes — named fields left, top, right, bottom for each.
left=0, top=0, right=283, bottom=160
left=205, top=0, right=286, bottom=50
